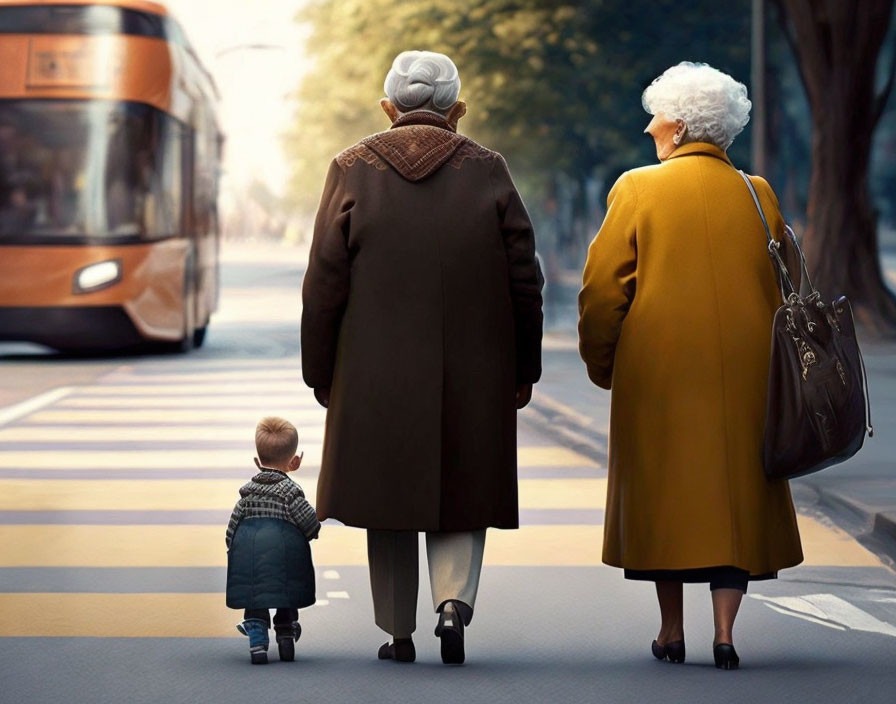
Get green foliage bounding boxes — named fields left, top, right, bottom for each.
left=284, top=0, right=752, bottom=215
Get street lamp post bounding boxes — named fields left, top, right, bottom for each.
left=751, top=0, right=768, bottom=176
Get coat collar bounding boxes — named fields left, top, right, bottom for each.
left=251, top=468, right=289, bottom=484
left=390, top=109, right=456, bottom=133
left=364, top=113, right=468, bottom=182
left=665, top=141, right=733, bottom=166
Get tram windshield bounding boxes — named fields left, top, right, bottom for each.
left=0, top=100, right=183, bottom=241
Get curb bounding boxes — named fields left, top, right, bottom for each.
left=808, top=483, right=896, bottom=570
left=524, top=392, right=607, bottom=467
left=527, top=386, right=896, bottom=571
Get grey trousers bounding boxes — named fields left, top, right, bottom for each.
left=367, top=529, right=486, bottom=639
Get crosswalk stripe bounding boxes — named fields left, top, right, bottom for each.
left=0, top=516, right=878, bottom=569
left=0, top=524, right=603, bottom=567
left=56, top=396, right=322, bottom=409
left=25, top=409, right=328, bottom=424
left=0, top=593, right=293, bottom=637
left=0, top=478, right=606, bottom=511
left=0, top=425, right=326, bottom=443
left=73, top=383, right=317, bottom=396
left=0, top=449, right=323, bottom=469
left=0, top=446, right=595, bottom=470
left=102, top=369, right=310, bottom=383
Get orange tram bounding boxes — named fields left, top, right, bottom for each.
left=0, top=0, right=222, bottom=352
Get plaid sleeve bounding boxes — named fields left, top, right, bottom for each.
left=225, top=499, right=244, bottom=549
left=288, top=495, right=321, bottom=540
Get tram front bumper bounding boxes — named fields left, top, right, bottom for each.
left=0, top=305, right=145, bottom=351
left=0, top=241, right=190, bottom=349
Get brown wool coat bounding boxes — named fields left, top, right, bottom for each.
left=301, top=111, right=543, bottom=532
left=578, top=142, right=804, bottom=576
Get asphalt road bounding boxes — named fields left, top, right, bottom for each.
left=1, top=240, right=895, bottom=704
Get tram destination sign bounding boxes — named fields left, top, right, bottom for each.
left=26, top=36, right=123, bottom=90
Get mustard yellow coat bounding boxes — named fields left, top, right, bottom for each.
left=578, top=142, right=803, bottom=575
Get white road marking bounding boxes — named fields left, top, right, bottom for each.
left=322, top=570, right=341, bottom=580
left=752, top=593, right=896, bottom=638
left=312, top=599, right=330, bottom=607
left=761, top=603, right=846, bottom=631
left=326, top=591, right=350, bottom=600
left=0, top=387, right=74, bottom=427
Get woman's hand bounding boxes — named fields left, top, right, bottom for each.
left=516, top=384, right=533, bottom=409
left=314, top=387, right=331, bottom=408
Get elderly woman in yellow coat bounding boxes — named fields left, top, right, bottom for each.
left=578, top=62, right=803, bottom=670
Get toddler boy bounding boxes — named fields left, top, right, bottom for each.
left=225, top=416, right=320, bottom=664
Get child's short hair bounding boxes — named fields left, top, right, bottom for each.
left=255, top=416, right=298, bottom=466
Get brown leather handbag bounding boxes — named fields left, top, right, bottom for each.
left=740, top=172, right=873, bottom=480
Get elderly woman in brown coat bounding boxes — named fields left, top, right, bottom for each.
left=578, top=62, right=803, bottom=670
left=301, top=50, right=543, bottom=665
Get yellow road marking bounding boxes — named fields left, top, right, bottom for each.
left=0, top=518, right=883, bottom=571
left=796, top=514, right=883, bottom=567
left=0, top=593, right=264, bottom=638
left=0, top=425, right=325, bottom=443
left=518, top=479, right=606, bottom=508
left=0, top=479, right=317, bottom=511
left=0, top=449, right=323, bottom=469
left=0, top=446, right=594, bottom=470
left=0, top=479, right=604, bottom=511
left=0, top=525, right=601, bottom=567
left=516, top=447, right=597, bottom=467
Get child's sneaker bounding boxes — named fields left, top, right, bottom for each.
left=274, top=620, right=302, bottom=662
left=236, top=619, right=269, bottom=664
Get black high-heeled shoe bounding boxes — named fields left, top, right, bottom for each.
left=651, top=639, right=686, bottom=663
left=713, top=643, right=740, bottom=670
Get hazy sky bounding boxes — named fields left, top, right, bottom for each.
left=164, top=0, right=311, bottom=198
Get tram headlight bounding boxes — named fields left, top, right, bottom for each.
left=73, top=259, right=123, bottom=293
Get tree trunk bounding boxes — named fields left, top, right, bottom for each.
left=774, top=0, right=896, bottom=335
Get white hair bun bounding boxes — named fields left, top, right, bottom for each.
left=384, top=51, right=461, bottom=112
left=642, top=61, right=751, bottom=150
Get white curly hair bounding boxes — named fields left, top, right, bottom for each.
left=384, top=50, right=461, bottom=113
left=642, top=62, right=751, bottom=150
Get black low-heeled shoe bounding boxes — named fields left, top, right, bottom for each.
left=435, top=602, right=465, bottom=665
left=377, top=638, right=416, bottom=663
left=651, top=639, right=686, bottom=664
left=713, top=643, right=740, bottom=670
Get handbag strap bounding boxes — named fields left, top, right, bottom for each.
left=737, top=170, right=800, bottom=300
left=739, top=172, right=873, bottom=437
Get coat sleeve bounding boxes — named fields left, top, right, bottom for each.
left=301, top=160, right=353, bottom=389
left=489, top=154, right=544, bottom=384
left=225, top=499, right=243, bottom=549
left=287, top=494, right=322, bottom=541
left=578, top=172, right=638, bottom=390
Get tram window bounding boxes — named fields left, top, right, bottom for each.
left=0, top=6, right=167, bottom=40
left=0, top=100, right=184, bottom=241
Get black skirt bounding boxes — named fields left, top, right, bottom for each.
left=624, top=566, right=777, bottom=592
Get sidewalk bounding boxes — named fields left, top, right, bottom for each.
left=523, top=330, right=896, bottom=569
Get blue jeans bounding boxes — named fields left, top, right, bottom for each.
left=244, top=608, right=298, bottom=631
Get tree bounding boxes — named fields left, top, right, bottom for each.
left=773, top=0, right=896, bottom=334
left=285, top=1, right=752, bottom=264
